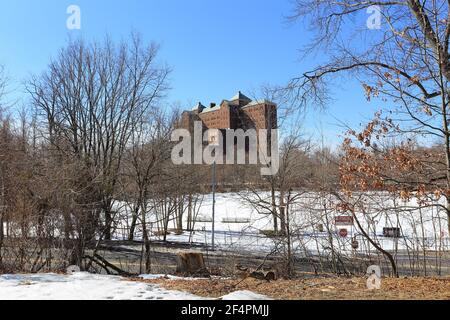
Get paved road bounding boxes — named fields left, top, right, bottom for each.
left=94, top=240, right=450, bottom=277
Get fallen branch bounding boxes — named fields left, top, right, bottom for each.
left=84, top=254, right=133, bottom=277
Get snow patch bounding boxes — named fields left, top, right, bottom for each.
left=221, top=290, right=271, bottom=300
left=0, top=273, right=266, bottom=300
left=0, top=273, right=201, bottom=300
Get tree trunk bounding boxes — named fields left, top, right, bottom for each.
left=271, top=186, right=278, bottom=233
left=0, top=211, right=4, bottom=270
left=353, top=210, right=398, bottom=277
left=285, top=196, right=294, bottom=277
left=279, top=190, right=286, bottom=235
left=177, top=197, right=183, bottom=232
left=128, top=203, right=140, bottom=241
left=141, top=202, right=151, bottom=273
left=104, top=209, right=112, bottom=241
left=187, top=194, right=193, bottom=231
left=446, top=199, right=450, bottom=236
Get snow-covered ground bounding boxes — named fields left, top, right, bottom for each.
left=0, top=272, right=269, bottom=300
left=0, top=273, right=197, bottom=300
left=114, top=192, right=450, bottom=255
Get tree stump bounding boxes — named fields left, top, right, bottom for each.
left=176, top=252, right=210, bottom=277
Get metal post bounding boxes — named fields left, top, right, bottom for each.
left=212, top=160, right=216, bottom=251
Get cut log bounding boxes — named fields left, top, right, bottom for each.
left=176, top=252, right=210, bottom=277
left=250, top=270, right=277, bottom=281
left=264, top=271, right=276, bottom=281
left=235, top=264, right=277, bottom=281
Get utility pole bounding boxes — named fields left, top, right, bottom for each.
left=211, top=160, right=216, bottom=251
left=208, top=129, right=219, bottom=251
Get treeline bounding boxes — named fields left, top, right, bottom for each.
left=0, top=35, right=341, bottom=274
left=0, top=35, right=192, bottom=273
left=2, top=35, right=445, bottom=278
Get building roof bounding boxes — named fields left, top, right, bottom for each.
left=188, top=93, right=276, bottom=114
left=192, top=102, right=206, bottom=111
left=230, top=91, right=251, bottom=102
left=242, top=99, right=276, bottom=108
left=200, top=105, right=221, bottom=114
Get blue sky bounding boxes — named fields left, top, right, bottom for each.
left=0, top=0, right=380, bottom=146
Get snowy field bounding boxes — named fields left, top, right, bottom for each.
left=3, top=191, right=447, bottom=256
left=114, top=192, right=450, bottom=255
left=0, top=272, right=269, bottom=300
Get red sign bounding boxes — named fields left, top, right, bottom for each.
left=335, top=216, right=354, bottom=226
left=339, top=229, right=348, bottom=238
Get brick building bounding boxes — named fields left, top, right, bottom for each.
left=180, top=91, right=277, bottom=133
left=178, top=92, right=278, bottom=186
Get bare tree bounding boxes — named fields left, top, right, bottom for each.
left=124, top=109, right=174, bottom=272
left=0, top=67, right=8, bottom=271
left=240, top=132, right=315, bottom=277
left=287, top=0, right=450, bottom=234
left=27, top=34, right=170, bottom=268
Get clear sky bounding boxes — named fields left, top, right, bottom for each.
left=0, top=0, right=380, bottom=146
